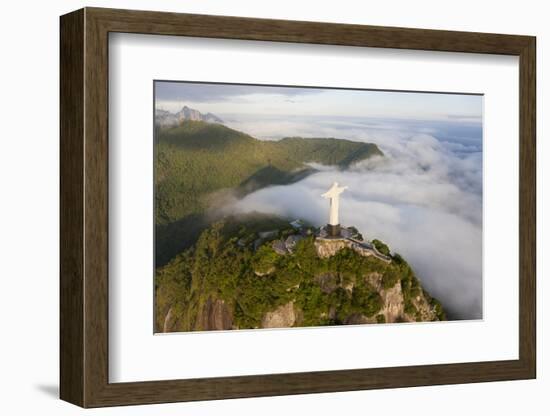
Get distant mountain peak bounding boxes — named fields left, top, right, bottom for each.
left=155, top=105, right=223, bottom=128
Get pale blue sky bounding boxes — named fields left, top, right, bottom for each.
left=155, top=81, right=483, bottom=121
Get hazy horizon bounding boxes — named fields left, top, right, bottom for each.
left=155, top=80, right=482, bottom=121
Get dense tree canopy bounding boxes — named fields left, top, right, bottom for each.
left=155, top=121, right=383, bottom=266
left=155, top=217, right=445, bottom=332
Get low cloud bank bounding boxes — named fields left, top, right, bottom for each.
left=226, top=131, right=483, bottom=320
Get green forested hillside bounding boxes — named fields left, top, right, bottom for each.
left=155, top=217, right=446, bottom=332
left=155, top=121, right=383, bottom=266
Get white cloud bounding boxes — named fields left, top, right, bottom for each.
left=225, top=133, right=483, bottom=320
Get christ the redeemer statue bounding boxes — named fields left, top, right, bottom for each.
left=322, top=182, right=348, bottom=237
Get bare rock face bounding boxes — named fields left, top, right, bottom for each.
left=155, top=106, right=223, bottom=127
left=261, top=302, right=296, bottom=328
left=409, top=293, right=437, bottom=321
left=314, top=238, right=391, bottom=263
left=326, top=273, right=395, bottom=324
left=315, top=272, right=339, bottom=294
left=363, top=272, right=441, bottom=323
left=379, top=282, right=406, bottom=323
left=364, top=272, right=384, bottom=288
left=162, top=307, right=174, bottom=333
left=199, top=298, right=233, bottom=330
left=314, top=239, right=352, bottom=258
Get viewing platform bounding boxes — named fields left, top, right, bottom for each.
left=315, top=225, right=392, bottom=263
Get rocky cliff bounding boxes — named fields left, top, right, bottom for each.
left=155, top=106, right=223, bottom=128
left=314, top=237, right=391, bottom=263
left=155, top=219, right=446, bottom=333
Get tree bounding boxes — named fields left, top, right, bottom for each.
left=251, top=245, right=279, bottom=275
left=371, top=239, right=390, bottom=256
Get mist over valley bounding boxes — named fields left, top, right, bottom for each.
left=154, top=84, right=483, bottom=330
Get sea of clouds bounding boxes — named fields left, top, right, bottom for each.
left=223, top=116, right=483, bottom=320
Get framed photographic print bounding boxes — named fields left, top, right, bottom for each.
left=60, top=7, right=536, bottom=408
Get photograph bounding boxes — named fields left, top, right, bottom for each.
left=154, top=81, right=483, bottom=333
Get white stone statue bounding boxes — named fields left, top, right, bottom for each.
left=322, top=182, right=348, bottom=226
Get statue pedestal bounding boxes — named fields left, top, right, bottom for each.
left=327, top=224, right=341, bottom=237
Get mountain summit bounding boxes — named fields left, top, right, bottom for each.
left=156, top=216, right=446, bottom=332
left=155, top=106, right=223, bottom=128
